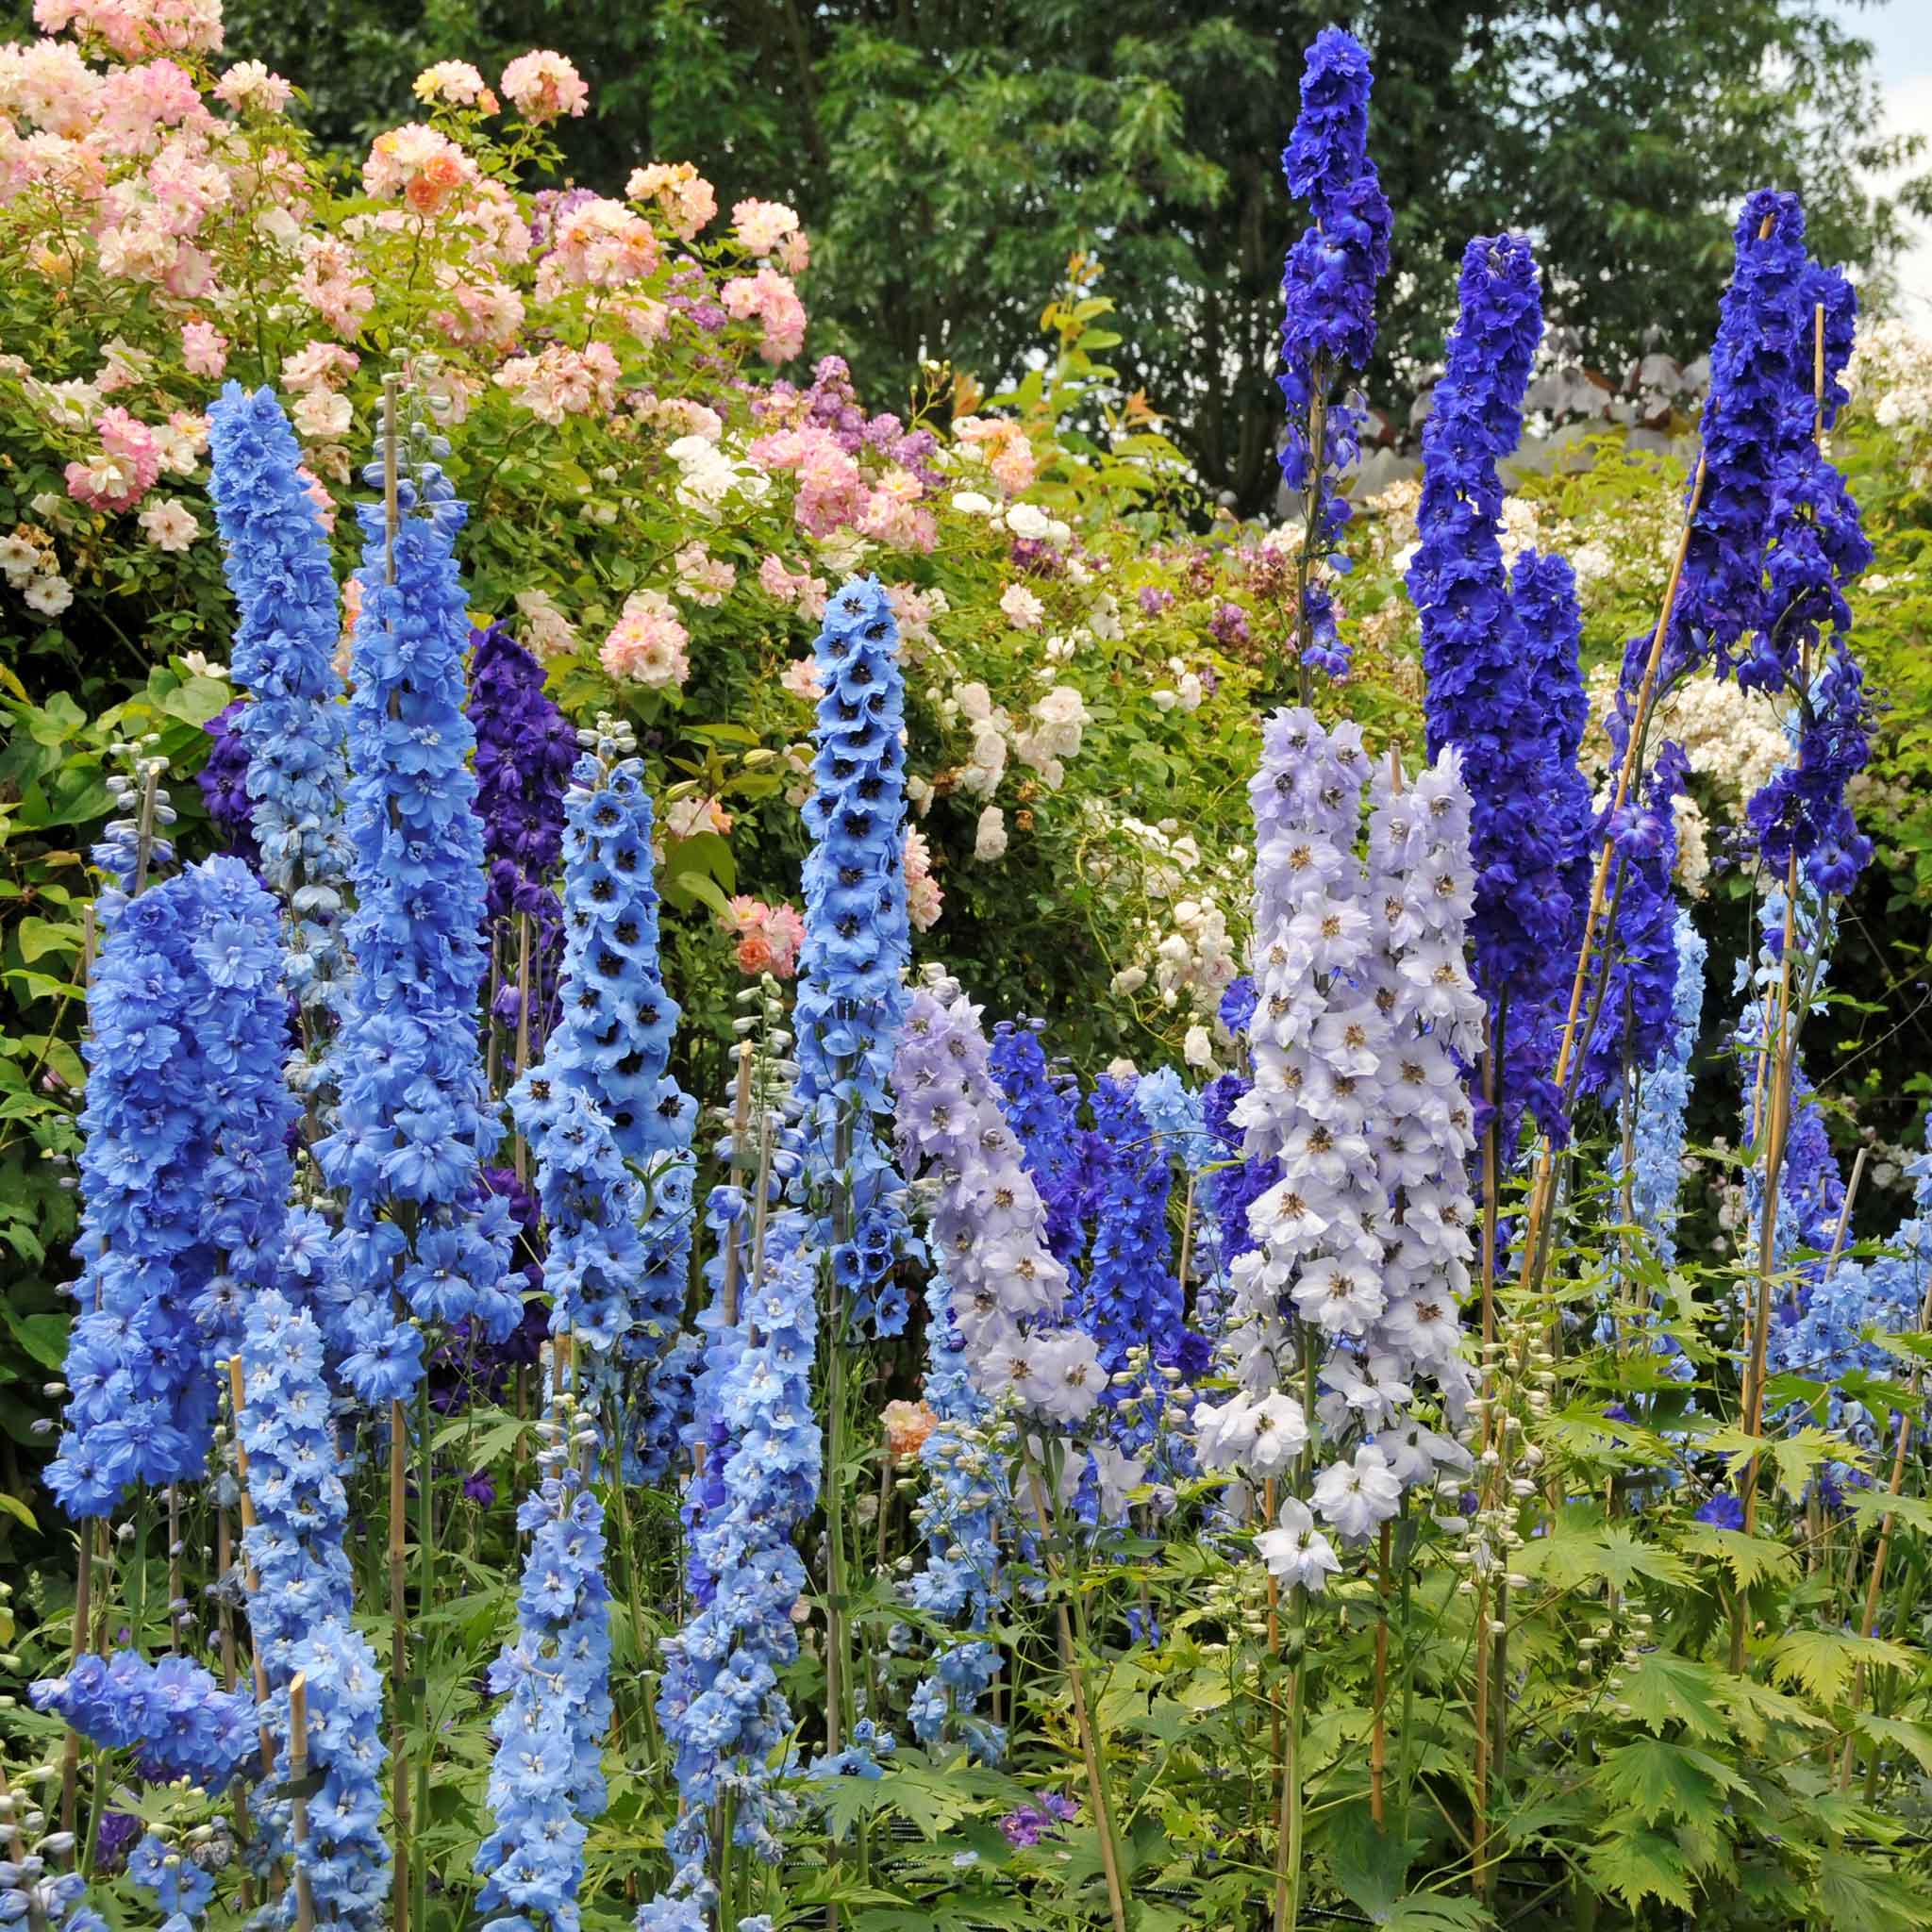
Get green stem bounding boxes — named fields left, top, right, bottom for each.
left=414, top=1376, right=433, bottom=1932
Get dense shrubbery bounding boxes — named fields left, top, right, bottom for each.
left=5, top=6, right=1932, bottom=1932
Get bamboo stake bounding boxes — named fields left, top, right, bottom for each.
left=288, top=1674, right=317, bottom=1932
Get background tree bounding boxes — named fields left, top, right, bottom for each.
left=89, top=0, right=1932, bottom=508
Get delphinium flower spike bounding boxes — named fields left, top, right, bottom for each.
left=468, top=619, right=575, bottom=1056
left=510, top=716, right=691, bottom=1412
left=1607, top=912, right=1707, bottom=1279
left=47, top=858, right=295, bottom=1520
left=236, top=1288, right=391, bottom=1930
left=316, top=412, right=519, bottom=1407
left=1275, top=24, right=1391, bottom=682
left=792, top=574, right=914, bottom=1338
left=205, top=384, right=355, bottom=1047
left=472, top=1367, right=612, bottom=1932
left=990, top=1019, right=1096, bottom=1277
left=642, top=1003, right=818, bottom=1927
left=903, top=1265, right=1009, bottom=1764
left=30, top=1651, right=258, bottom=1791
left=892, top=968, right=1106, bottom=1424
left=1407, top=233, right=1580, bottom=1145
left=197, top=701, right=261, bottom=867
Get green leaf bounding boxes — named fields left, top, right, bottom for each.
left=1588, top=1828, right=1696, bottom=1913
left=1814, top=1848, right=1932, bottom=1932
left=1620, top=1652, right=1729, bottom=1740
left=3, top=1307, right=67, bottom=1372
left=154, top=674, right=235, bottom=727
left=1850, top=1711, right=1932, bottom=1775
left=1770, top=1628, right=1918, bottom=1704
left=1596, top=1739, right=1745, bottom=1825
left=1679, top=1523, right=1797, bottom=1587
left=16, top=917, right=80, bottom=965
left=1513, top=1517, right=1691, bottom=1591
left=0, top=1491, right=37, bottom=1532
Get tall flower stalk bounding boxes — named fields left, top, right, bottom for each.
left=1275, top=25, right=1391, bottom=687
left=205, top=383, right=355, bottom=1077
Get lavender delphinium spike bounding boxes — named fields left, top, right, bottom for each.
left=46, top=858, right=295, bottom=1520
left=893, top=969, right=1106, bottom=1424
left=792, top=575, right=914, bottom=1338
left=205, top=383, right=354, bottom=1041
left=1276, top=25, right=1391, bottom=680
left=317, top=422, right=519, bottom=1407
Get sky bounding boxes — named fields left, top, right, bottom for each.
left=1836, top=0, right=1932, bottom=317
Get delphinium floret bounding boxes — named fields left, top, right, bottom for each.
left=990, top=1020, right=1095, bottom=1276
left=792, top=575, right=914, bottom=1338
left=196, top=700, right=260, bottom=866
left=48, top=858, right=295, bottom=1520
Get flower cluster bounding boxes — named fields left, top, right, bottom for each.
left=30, top=1651, right=257, bottom=1790
left=468, top=619, right=575, bottom=1042
left=793, top=576, right=914, bottom=1337
left=893, top=969, right=1105, bottom=1423
left=1203, top=711, right=1481, bottom=1571
left=205, top=383, right=354, bottom=1024
left=1274, top=25, right=1391, bottom=678
left=237, top=1289, right=391, bottom=1931
left=474, top=1395, right=613, bottom=1932
left=48, top=858, right=294, bottom=1519
left=1409, top=233, right=1584, bottom=1141
left=717, top=894, right=806, bottom=979
left=316, top=427, right=517, bottom=1404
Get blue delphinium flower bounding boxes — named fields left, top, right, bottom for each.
left=512, top=723, right=696, bottom=1444
left=1743, top=263, right=1875, bottom=902
left=315, top=429, right=518, bottom=1404
left=1199, top=1072, right=1277, bottom=1342
left=474, top=1384, right=613, bottom=1932
left=48, top=858, right=295, bottom=1519
left=1276, top=25, right=1392, bottom=680
left=1409, top=232, right=1580, bottom=1143
left=237, top=1288, right=390, bottom=1930
left=1578, top=743, right=1690, bottom=1100
left=1654, top=191, right=1812, bottom=690
left=30, top=1651, right=257, bottom=1791
left=196, top=700, right=261, bottom=866
left=468, top=620, right=575, bottom=1047
left=1608, top=911, right=1707, bottom=1274
left=648, top=1207, right=820, bottom=1903
left=127, top=1833, right=216, bottom=1920
left=205, top=383, right=354, bottom=1027
left=990, top=1020, right=1094, bottom=1275
left=904, top=1266, right=1008, bottom=1764
left=792, top=575, right=914, bottom=1338
left=1082, top=1074, right=1179, bottom=1433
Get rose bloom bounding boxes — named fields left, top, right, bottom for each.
left=881, top=1398, right=938, bottom=1459
left=665, top=794, right=732, bottom=841
left=136, top=495, right=198, bottom=551
left=361, top=123, right=475, bottom=215
left=731, top=197, right=799, bottom=256
left=212, top=61, right=292, bottom=115
left=412, top=60, right=492, bottom=108
left=999, top=582, right=1044, bottom=630
left=178, top=319, right=225, bottom=376
left=500, top=50, right=588, bottom=125
left=290, top=387, right=351, bottom=441
left=599, top=589, right=690, bottom=689
left=539, top=195, right=658, bottom=294
left=626, top=160, right=716, bottom=240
